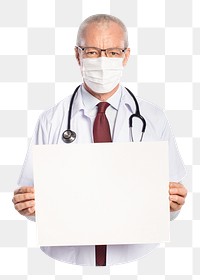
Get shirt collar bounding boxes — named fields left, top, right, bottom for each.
left=81, top=84, right=122, bottom=112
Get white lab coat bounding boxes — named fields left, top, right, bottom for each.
left=17, top=85, right=186, bottom=266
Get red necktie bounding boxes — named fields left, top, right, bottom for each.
left=93, top=102, right=112, bottom=143
left=93, top=102, right=112, bottom=266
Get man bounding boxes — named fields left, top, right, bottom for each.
left=12, top=14, right=187, bottom=266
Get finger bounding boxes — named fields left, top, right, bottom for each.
left=170, top=201, right=182, bottom=211
left=14, top=200, right=35, bottom=211
left=169, top=186, right=187, bottom=197
left=19, top=206, right=35, bottom=216
left=14, top=188, right=21, bottom=195
left=14, top=186, right=34, bottom=195
left=169, top=182, right=184, bottom=188
left=169, top=195, right=185, bottom=205
left=12, top=193, right=35, bottom=204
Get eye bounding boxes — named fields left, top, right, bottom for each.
left=87, top=51, right=98, bottom=55
left=110, top=52, right=119, bottom=56
left=85, top=48, right=99, bottom=56
left=107, top=49, right=122, bottom=57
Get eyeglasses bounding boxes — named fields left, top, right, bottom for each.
left=76, top=46, right=127, bottom=58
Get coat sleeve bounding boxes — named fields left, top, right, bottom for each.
left=160, top=112, right=187, bottom=221
left=16, top=113, right=49, bottom=222
left=17, top=113, right=48, bottom=186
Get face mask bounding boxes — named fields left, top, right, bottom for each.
left=80, top=57, right=124, bottom=94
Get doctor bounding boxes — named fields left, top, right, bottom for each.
left=12, top=14, right=187, bottom=266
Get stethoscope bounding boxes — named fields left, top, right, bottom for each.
left=62, top=85, right=146, bottom=143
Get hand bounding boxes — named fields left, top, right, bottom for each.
left=169, top=182, right=187, bottom=212
left=12, top=186, right=35, bottom=216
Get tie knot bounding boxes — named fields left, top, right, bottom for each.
left=97, top=102, right=110, bottom=113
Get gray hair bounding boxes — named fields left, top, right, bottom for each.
left=76, top=14, right=129, bottom=48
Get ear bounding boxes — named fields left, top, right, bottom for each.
left=123, top=48, right=130, bottom=67
left=74, top=47, right=81, bottom=66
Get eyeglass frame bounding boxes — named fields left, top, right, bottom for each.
left=75, top=45, right=127, bottom=58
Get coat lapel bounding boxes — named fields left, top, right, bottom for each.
left=113, top=87, right=136, bottom=142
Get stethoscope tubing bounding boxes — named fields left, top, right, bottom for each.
left=62, top=85, right=146, bottom=143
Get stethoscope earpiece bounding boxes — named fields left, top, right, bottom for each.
left=62, top=130, right=76, bottom=143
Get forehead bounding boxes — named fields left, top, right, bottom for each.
left=81, top=21, right=125, bottom=47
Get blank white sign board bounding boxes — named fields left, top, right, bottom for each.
left=33, top=141, right=170, bottom=246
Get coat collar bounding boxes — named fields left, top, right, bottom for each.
left=71, top=84, right=137, bottom=118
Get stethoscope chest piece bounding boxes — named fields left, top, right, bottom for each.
left=62, top=129, right=76, bottom=143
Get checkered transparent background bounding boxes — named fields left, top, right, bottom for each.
left=0, top=0, right=199, bottom=279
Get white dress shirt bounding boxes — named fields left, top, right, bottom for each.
left=81, top=84, right=121, bottom=139
left=17, top=84, right=186, bottom=266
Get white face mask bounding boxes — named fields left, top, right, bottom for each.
left=80, top=57, right=124, bottom=94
